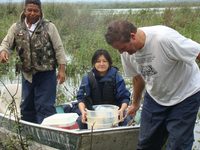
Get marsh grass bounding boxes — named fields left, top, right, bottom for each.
left=0, top=2, right=200, bottom=100
left=0, top=2, right=200, bottom=77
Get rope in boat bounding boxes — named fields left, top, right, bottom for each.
left=0, top=73, right=21, bottom=118
left=89, top=122, right=95, bottom=150
left=62, top=84, right=75, bottom=97
left=0, top=73, right=28, bottom=149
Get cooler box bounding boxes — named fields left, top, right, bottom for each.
left=41, top=113, right=79, bottom=130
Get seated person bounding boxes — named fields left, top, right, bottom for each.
left=76, top=49, right=131, bottom=129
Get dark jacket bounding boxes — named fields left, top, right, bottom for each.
left=77, top=67, right=130, bottom=107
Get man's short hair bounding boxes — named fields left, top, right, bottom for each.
left=105, top=20, right=137, bottom=45
left=25, top=0, right=41, bottom=8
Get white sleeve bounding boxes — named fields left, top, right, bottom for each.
left=0, top=23, right=16, bottom=52
left=166, top=35, right=200, bottom=64
left=48, top=22, right=66, bottom=65
left=120, top=53, right=139, bottom=77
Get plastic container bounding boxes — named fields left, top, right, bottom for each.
left=41, top=113, right=79, bottom=130
left=86, top=104, right=119, bottom=129
left=87, top=116, right=116, bottom=124
left=87, top=122, right=113, bottom=129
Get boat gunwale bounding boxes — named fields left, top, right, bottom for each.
left=0, top=112, right=139, bottom=135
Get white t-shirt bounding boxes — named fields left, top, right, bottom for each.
left=25, top=18, right=40, bottom=36
left=121, top=25, right=200, bottom=106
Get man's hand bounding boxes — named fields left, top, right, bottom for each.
left=118, top=109, right=124, bottom=121
left=0, top=50, right=9, bottom=63
left=128, top=75, right=144, bottom=117
left=118, top=103, right=128, bottom=121
left=57, top=64, right=66, bottom=84
left=81, top=110, right=87, bottom=123
left=127, top=101, right=140, bottom=117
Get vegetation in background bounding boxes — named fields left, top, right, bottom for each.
left=0, top=2, right=199, bottom=149
left=0, top=1, right=200, bottom=100
left=82, top=1, right=200, bottom=9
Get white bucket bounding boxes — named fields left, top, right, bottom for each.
left=41, top=113, right=79, bottom=129
left=86, top=104, right=119, bottom=129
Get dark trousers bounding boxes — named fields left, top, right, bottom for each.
left=137, top=91, right=200, bottom=150
left=20, top=70, right=57, bottom=124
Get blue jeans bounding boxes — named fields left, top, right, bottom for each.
left=20, top=70, right=57, bottom=124
left=138, top=91, right=200, bottom=150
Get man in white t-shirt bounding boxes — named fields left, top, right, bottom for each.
left=105, top=20, right=200, bottom=150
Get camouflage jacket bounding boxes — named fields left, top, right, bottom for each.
left=0, top=14, right=66, bottom=81
left=14, top=19, right=57, bottom=72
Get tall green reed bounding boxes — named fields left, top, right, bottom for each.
left=0, top=2, right=200, bottom=78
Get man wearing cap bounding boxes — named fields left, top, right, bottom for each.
left=0, top=0, right=66, bottom=123
left=105, top=20, right=200, bottom=150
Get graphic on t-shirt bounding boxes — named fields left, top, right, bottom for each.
left=140, top=65, right=157, bottom=77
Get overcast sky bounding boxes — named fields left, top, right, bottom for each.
left=0, top=0, right=161, bottom=3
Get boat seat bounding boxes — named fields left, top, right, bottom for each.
left=0, top=83, right=21, bottom=116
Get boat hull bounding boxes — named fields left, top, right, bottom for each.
left=0, top=113, right=139, bottom=150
